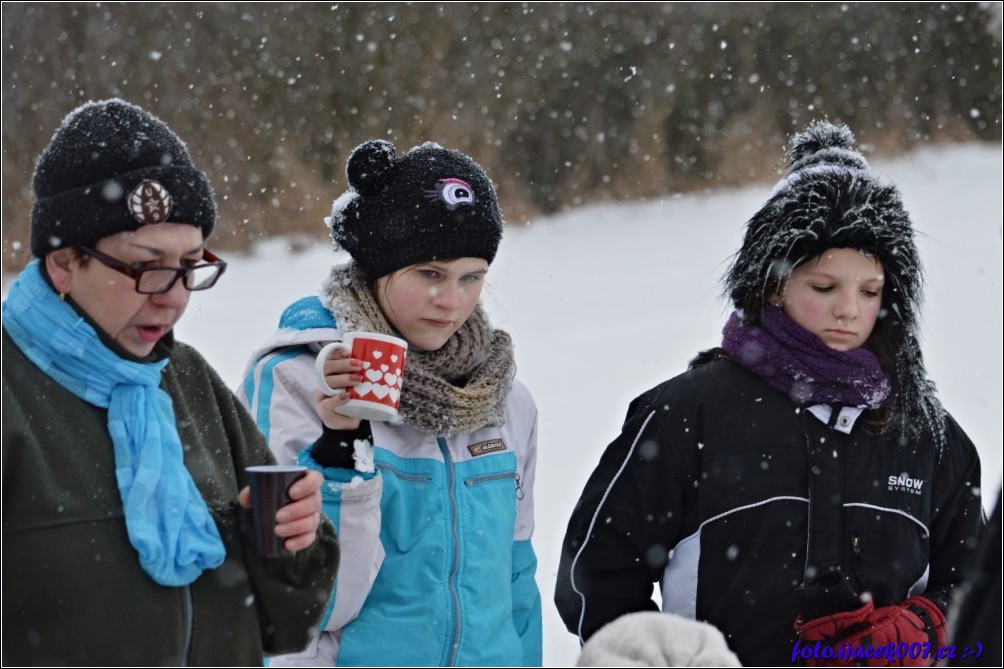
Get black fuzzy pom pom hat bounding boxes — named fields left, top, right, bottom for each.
left=30, top=99, right=216, bottom=257
left=725, top=120, right=921, bottom=322
left=327, top=140, right=503, bottom=280
left=724, top=120, right=946, bottom=451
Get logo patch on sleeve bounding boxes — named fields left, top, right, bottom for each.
left=468, top=439, right=506, bottom=457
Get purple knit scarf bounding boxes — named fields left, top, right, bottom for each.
left=721, top=305, right=891, bottom=409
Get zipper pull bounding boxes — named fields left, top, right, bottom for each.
left=515, top=473, right=525, bottom=501
left=852, top=534, right=861, bottom=556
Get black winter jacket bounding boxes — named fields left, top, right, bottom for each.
left=555, top=356, right=982, bottom=666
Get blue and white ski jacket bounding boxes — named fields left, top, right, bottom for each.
left=240, top=296, right=542, bottom=667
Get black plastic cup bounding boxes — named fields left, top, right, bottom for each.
left=246, top=465, right=308, bottom=557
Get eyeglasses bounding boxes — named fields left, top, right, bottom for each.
left=79, top=245, right=228, bottom=295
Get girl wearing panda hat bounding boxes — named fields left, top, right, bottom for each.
left=241, top=140, right=541, bottom=666
left=556, top=121, right=983, bottom=666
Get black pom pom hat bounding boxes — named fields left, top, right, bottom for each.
left=327, top=140, right=503, bottom=281
left=724, top=120, right=946, bottom=451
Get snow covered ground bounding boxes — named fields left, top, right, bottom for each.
left=4, top=142, right=1001, bottom=665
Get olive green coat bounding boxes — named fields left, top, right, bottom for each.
left=2, top=329, right=339, bottom=666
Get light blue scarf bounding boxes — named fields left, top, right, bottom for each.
left=2, top=260, right=225, bottom=586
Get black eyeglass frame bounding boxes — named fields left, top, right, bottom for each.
left=77, top=245, right=228, bottom=295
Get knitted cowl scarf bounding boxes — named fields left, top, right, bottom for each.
left=320, top=262, right=516, bottom=436
left=721, top=305, right=891, bottom=409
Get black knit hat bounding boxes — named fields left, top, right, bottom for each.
left=327, top=140, right=503, bottom=280
left=30, top=99, right=216, bottom=257
left=726, top=121, right=922, bottom=321
left=724, top=120, right=945, bottom=451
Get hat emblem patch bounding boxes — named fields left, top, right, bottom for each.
left=128, top=179, right=173, bottom=224
left=425, top=177, right=475, bottom=210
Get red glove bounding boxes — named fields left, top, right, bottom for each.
left=794, top=596, right=946, bottom=666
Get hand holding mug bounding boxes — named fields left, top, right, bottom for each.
left=315, top=332, right=408, bottom=422
left=314, top=344, right=366, bottom=430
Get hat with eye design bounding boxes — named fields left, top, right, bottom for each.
left=327, top=139, right=503, bottom=280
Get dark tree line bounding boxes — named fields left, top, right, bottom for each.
left=2, top=2, right=1000, bottom=270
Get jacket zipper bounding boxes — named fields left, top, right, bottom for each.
left=375, top=462, right=432, bottom=483
left=182, top=585, right=193, bottom=666
left=464, top=471, right=524, bottom=500
left=852, top=533, right=862, bottom=556
left=437, top=436, right=463, bottom=667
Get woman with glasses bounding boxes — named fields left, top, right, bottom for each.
left=2, top=99, right=339, bottom=666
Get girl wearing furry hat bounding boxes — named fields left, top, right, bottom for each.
left=2, top=100, right=338, bottom=665
left=556, top=122, right=983, bottom=666
left=240, top=140, right=542, bottom=666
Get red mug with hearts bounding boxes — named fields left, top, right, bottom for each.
left=315, top=332, right=408, bottom=421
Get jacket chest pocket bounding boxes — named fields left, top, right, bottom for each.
left=843, top=449, right=934, bottom=603
left=376, top=463, right=441, bottom=553
left=456, top=454, right=520, bottom=539
left=845, top=502, right=930, bottom=603
left=464, top=470, right=523, bottom=499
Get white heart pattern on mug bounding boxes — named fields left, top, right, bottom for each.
left=355, top=353, right=403, bottom=406
left=321, top=333, right=407, bottom=418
